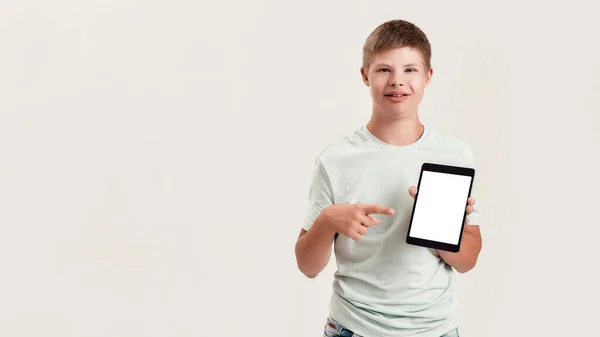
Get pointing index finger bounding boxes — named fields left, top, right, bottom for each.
left=361, top=204, right=395, bottom=215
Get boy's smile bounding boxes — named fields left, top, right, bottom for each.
left=361, top=46, right=433, bottom=119
left=384, top=89, right=411, bottom=102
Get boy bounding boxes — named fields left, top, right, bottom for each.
left=294, top=19, right=482, bottom=337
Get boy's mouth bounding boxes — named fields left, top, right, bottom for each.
left=384, top=91, right=410, bottom=97
left=384, top=91, right=410, bottom=102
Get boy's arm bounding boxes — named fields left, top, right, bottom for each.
left=295, top=214, right=337, bottom=278
left=296, top=156, right=336, bottom=278
left=438, top=222, right=482, bottom=273
left=434, top=143, right=483, bottom=272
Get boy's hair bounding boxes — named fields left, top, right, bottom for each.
left=362, top=19, right=432, bottom=72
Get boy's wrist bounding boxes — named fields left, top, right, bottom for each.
left=314, top=209, right=337, bottom=237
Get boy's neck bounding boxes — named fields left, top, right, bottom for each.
left=366, top=115, right=425, bottom=147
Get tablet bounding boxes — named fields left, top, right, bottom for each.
left=406, top=163, right=475, bottom=252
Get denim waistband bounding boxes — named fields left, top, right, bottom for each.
left=326, top=316, right=361, bottom=337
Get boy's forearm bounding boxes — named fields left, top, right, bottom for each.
left=295, top=215, right=337, bottom=278
left=438, top=225, right=482, bottom=273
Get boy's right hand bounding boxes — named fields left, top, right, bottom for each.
left=320, top=204, right=395, bottom=241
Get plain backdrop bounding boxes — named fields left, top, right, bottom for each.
left=1, top=1, right=599, bottom=336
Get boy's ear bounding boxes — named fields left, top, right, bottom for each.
left=360, top=67, right=369, bottom=86
left=424, top=67, right=434, bottom=87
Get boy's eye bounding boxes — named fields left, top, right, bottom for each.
left=405, top=68, right=417, bottom=73
left=379, top=68, right=390, bottom=72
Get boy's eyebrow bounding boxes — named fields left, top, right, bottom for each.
left=373, top=63, right=392, bottom=68
left=373, top=62, right=421, bottom=68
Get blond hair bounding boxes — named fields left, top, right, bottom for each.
left=362, top=19, right=432, bottom=71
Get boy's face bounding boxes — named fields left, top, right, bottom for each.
left=361, top=47, right=433, bottom=119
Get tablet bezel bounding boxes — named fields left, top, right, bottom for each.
left=406, top=162, right=475, bottom=253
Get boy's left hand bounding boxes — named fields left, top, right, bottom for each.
left=408, top=186, right=475, bottom=218
left=408, top=186, right=481, bottom=273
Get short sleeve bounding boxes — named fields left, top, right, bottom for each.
left=302, top=156, right=334, bottom=232
left=464, top=144, right=482, bottom=227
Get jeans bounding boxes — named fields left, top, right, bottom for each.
left=323, top=316, right=459, bottom=337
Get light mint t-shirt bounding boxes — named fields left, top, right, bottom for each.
left=302, top=125, right=481, bottom=337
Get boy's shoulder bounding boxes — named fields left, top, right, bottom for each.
left=424, top=126, right=476, bottom=166
left=312, top=125, right=475, bottom=166
left=426, top=126, right=472, bottom=150
left=313, top=126, right=370, bottom=162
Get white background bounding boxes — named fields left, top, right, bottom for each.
left=1, top=1, right=599, bottom=336
left=410, top=172, right=472, bottom=245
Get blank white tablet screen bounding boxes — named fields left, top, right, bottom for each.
left=409, top=171, right=472, bottom=245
